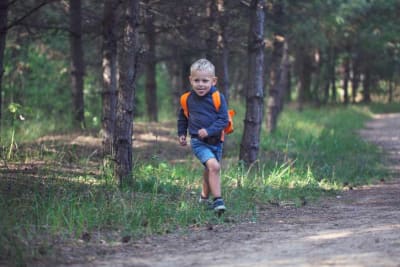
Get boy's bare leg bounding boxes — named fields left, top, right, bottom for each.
left=201, top=169, right=210, bottom=198
left=205, top=158, right=221, bottom=198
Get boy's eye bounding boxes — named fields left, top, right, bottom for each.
left=193, top=78, right=210, bottom=83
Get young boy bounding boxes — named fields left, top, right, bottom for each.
left=177, top=58, right=229, bottom=213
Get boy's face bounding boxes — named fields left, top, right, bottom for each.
left=189, top=70, right=217, bottom=97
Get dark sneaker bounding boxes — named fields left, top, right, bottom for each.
left=213, top=198, right=226, bottom=213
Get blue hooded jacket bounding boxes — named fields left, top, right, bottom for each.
left=177, top=86, right=229, bottom=138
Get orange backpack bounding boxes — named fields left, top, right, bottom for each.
left=180, top=91, right=235, bottom=138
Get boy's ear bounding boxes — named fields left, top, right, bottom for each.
left=213, top=76, right=218, bottom=85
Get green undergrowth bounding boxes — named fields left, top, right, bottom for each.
left=0, top=104, right=396, bottom=266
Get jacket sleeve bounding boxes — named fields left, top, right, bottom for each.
left=205, top=93, right=229, bottom=136
left=177, top=107, right=188, bottom=137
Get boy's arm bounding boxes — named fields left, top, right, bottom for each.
left=177, top=108, right=188, bottom=144
left=205, top=94, right=229, bottom=136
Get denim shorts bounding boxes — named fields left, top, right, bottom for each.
left=191, top=137, right=223, bottom=164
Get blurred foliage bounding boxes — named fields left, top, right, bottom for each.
left=0, top=0, right=399, bottom=136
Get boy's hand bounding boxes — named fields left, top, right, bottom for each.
left=179, top=135, right=187, bottom=146
left=198, top=128, right=208, bottom=139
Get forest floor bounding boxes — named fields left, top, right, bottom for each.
left=4, top=113, right=400, bottom=267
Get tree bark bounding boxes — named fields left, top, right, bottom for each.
left=114, top=0, right=139, bottom=185
left=216, top=0, right=230, bottom=103
left=239, top=0, right=265, bottom=166
left=322, top=52, right=330, bottom=105
left=296, top=49, right=312, bottom=111
left=285, top=67, right=292, bottom=102
left=312, top=49, right=322, bottom=106
left=0, top=0, right=8, bottom=123
left=267, top=36, right=283, bottom=132
left=101, top=0, right=118, bottom=157
left=342, top=52, right=350, bottom=104
left=267, top=1, right=284, bottom=133
left=362, top=69, right=371, bottom=103
left=351, top=52, right=360, bottom=103
left=388, top=80, right=393, bottom=103
left=69, top=0, right=85, bottom=128
left=330, top=46, right=337, bottom=103
left=206, top=0, right=218, bottom=61
left=167, top=58, right=183, bottom=108
left=277, top=41, right=289, bottom=113
left=204, top=0, right=230, bottom=103
left=144, top=4, right=158, bottom=122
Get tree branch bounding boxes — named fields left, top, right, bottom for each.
left=3, top=0, right=57, bottom=32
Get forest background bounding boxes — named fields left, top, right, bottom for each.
left=0, top=0, right=400, bottom=265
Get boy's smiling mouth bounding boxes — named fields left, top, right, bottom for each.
left=194, top=88, right=207, bottom=95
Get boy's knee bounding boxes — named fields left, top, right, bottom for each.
left=206, top=158, right=220, bottom=173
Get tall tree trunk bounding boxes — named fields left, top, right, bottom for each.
left=312, top=49, right=322, bottom=106
left=388, top=80, right=393, bottom=103
left=267, top=1, right=284, bottom=133
left=330, top=46, right=337, bottom=103
left=114, top=0, right=139, bottom=185
left=277, top=41, right=289, bottom=113
left=362, top=69, right=371, bottom=103
left=181, top=60, right=191, bottom=92
left=144, top=4, right=158, bottom=122
left=216, top=0, right=230, bottom=103
left=342, top=49, right=350, bottom=104
left=285, top=67, right=292, bottom=102
left=102, top=0, right=118, bottom=157
left=296, top=49, right=312, bottom=111
left=323, top=80, right=330, bottom=104
left=303, top=54, right=313, bottom=102
left=267, top=37, right=283, bottom=132
left=69, top=0, right=85, bottom=128
left=351, top=52, right=360, bottom=103
left=239, top=0, right=265, bottom=166
left=296, top=51, right=305, bottom=111
left=322, top=51, right=330, bottom=105
left=389, top=65, right=398, bottom=103
left=167, top=58, right=183, bottom=108
left=206, top=0, right=217, bottom=61
left=0, top=0, right=8, bottom=124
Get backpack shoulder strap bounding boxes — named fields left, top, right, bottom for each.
left=211, top=91, right=221, bottom=111
left=180, top=91, right=191, bottom=118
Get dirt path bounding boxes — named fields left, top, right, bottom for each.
left=56, top=114, right=400, bottom=267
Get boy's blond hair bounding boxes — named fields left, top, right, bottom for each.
left=190, top=58, right=215, bottom=75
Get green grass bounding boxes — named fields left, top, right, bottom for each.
left=264, top=106, right=382, bottom=185
left=0, top=103, right=397, bottom=266
left=367, top=102, right=400, bottom=114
